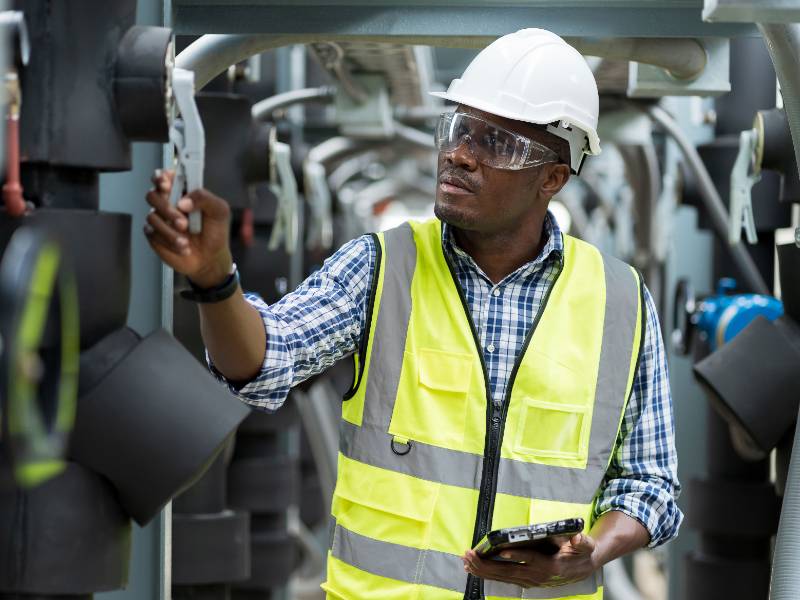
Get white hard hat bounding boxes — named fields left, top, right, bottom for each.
left=431, top=28, right=601, bottom=174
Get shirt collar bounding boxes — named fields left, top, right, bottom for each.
left=442, top=210, right=564, bottom=282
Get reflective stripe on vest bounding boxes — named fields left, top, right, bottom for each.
left=327, top=219, right=643, bottom=600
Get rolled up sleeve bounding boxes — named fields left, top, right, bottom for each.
left=593, top=286, right=683, bottom=548
left=207, top=234, right=376, bottom=411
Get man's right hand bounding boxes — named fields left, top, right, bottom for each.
left=144, top=170, right=234, bottom=288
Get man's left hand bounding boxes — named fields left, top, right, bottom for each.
left=462, top=533, right=599, bottom=588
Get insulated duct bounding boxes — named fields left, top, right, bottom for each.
left=70, top=327, right=252, bottom=525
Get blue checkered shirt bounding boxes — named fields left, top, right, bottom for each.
left=212, top=213, right=682, bottom=548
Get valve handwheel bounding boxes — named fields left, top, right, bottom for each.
left=0, top=226, right=79, bottom=488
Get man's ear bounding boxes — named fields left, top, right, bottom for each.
left=540, top=164, right=571, bottom=200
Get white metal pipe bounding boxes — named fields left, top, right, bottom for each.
left=604, top=558, right=645, bottom=600
left=569, top=38, right=707, bottom=80
left=758, top=24, right=800, bottom=187
left=393, top=121, right=435, bottom=149
left=176, top=34, right=297, bottom=90
left=251, top=86, right=336, bottom=121
left=178, top=34, right=711, bottom=95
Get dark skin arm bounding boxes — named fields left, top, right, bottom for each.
left=462, top=510, right=649, bottom=588
left=144, top=170, right=266, bottom=382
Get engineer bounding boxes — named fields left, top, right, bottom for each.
left=144, top=28, right=681, bottom=600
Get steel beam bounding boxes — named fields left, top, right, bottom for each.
left=704, top=0, right=800, bottom=23
left=174, top=1, right=756, bottom=37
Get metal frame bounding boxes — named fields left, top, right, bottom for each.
left=173, top=1, right=756, bottom=37
left=704, top=0, right=800, bottom=23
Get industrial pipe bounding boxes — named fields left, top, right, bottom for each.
left=569, top=38, right=707, bottom=80
left=179, top=34, right=711, bottom=95
left=393, top=121, right=436, bottom=149
left=604, top=558, right=645, bottom=600
left=758, top=24, right=800, bottom=189
left=770, top=407, right=800, bottom=600
left=251, top=86, right=336, bottom=121
left=176, top=34, right=298, bottom=90
left=646, top=105, right=769, bottom=295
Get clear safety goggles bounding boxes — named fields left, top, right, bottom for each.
left=434, top=111, right=560, bottom=170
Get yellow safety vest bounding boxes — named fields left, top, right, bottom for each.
left=323, top=219, right=644, bottom=600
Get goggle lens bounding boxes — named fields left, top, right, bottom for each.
left=434, top=112, right=558, bottom=170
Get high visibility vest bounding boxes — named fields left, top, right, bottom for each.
left=323, top=219, right=644, bottom=600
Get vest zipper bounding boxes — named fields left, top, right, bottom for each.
left=445, top=253, right=564, bottom=600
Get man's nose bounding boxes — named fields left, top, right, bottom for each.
left=443, top=136, right=478, bottom=171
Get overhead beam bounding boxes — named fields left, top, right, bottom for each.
left=173, top=3, right=757, bottom=38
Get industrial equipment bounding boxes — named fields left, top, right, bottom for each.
left=4, top=2, right=800, bottom=600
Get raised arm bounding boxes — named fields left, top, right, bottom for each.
left=144, top=170, right=376, bottom=411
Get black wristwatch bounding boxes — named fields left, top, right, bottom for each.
left=180, top=263, right=240, bottom=303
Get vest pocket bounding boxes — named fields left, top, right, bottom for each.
left=389, top=349, right=473, bottom=450
left=514, top=397, right=589, bottom=465
left=332, top=458, right=440, bottom=550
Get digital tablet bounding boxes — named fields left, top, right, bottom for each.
left=473, top=517, right=585, bottom=560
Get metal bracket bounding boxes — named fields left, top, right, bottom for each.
left=627, top=38, right=730, bottom=98
left=729, top=128, right=761, bottom=245
left=303, top=160, right=333, bottom=251
left=0, top=11, right=30, bottom=66
left=334, top=74, right=395, bottom=139
left=267, top=128, right=300, bottom=254
left=168, top=67, right=205, bottom=234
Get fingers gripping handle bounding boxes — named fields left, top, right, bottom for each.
left=169, top=68, right=205, bottom=234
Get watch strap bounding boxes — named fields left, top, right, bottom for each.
left=180, top=263, right=240, bottom=303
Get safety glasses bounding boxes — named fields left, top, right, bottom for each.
left=434, top=111, right=559, bottom=170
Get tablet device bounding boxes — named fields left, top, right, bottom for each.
left=473, top=517, right=585, bottom=560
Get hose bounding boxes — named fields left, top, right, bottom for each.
left=758, top=24, right=800, bottom=189
left=251, top=86, right=336, bottom=122
left=770, top=407, right=800, bottom=600
left=646, top=104, right=769, bottom=295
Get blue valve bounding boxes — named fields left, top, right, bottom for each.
left=673, top=278, right=783, bottom=353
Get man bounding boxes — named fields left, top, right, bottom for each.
left=145, top=29, right=681, bottom=600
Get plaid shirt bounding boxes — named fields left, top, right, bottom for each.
left=212, top=213, right=682, bottom=548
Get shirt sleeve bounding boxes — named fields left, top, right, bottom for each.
left=593, top=285, right=684, bottom=548
left=208, top=234, right=377, bottom=411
